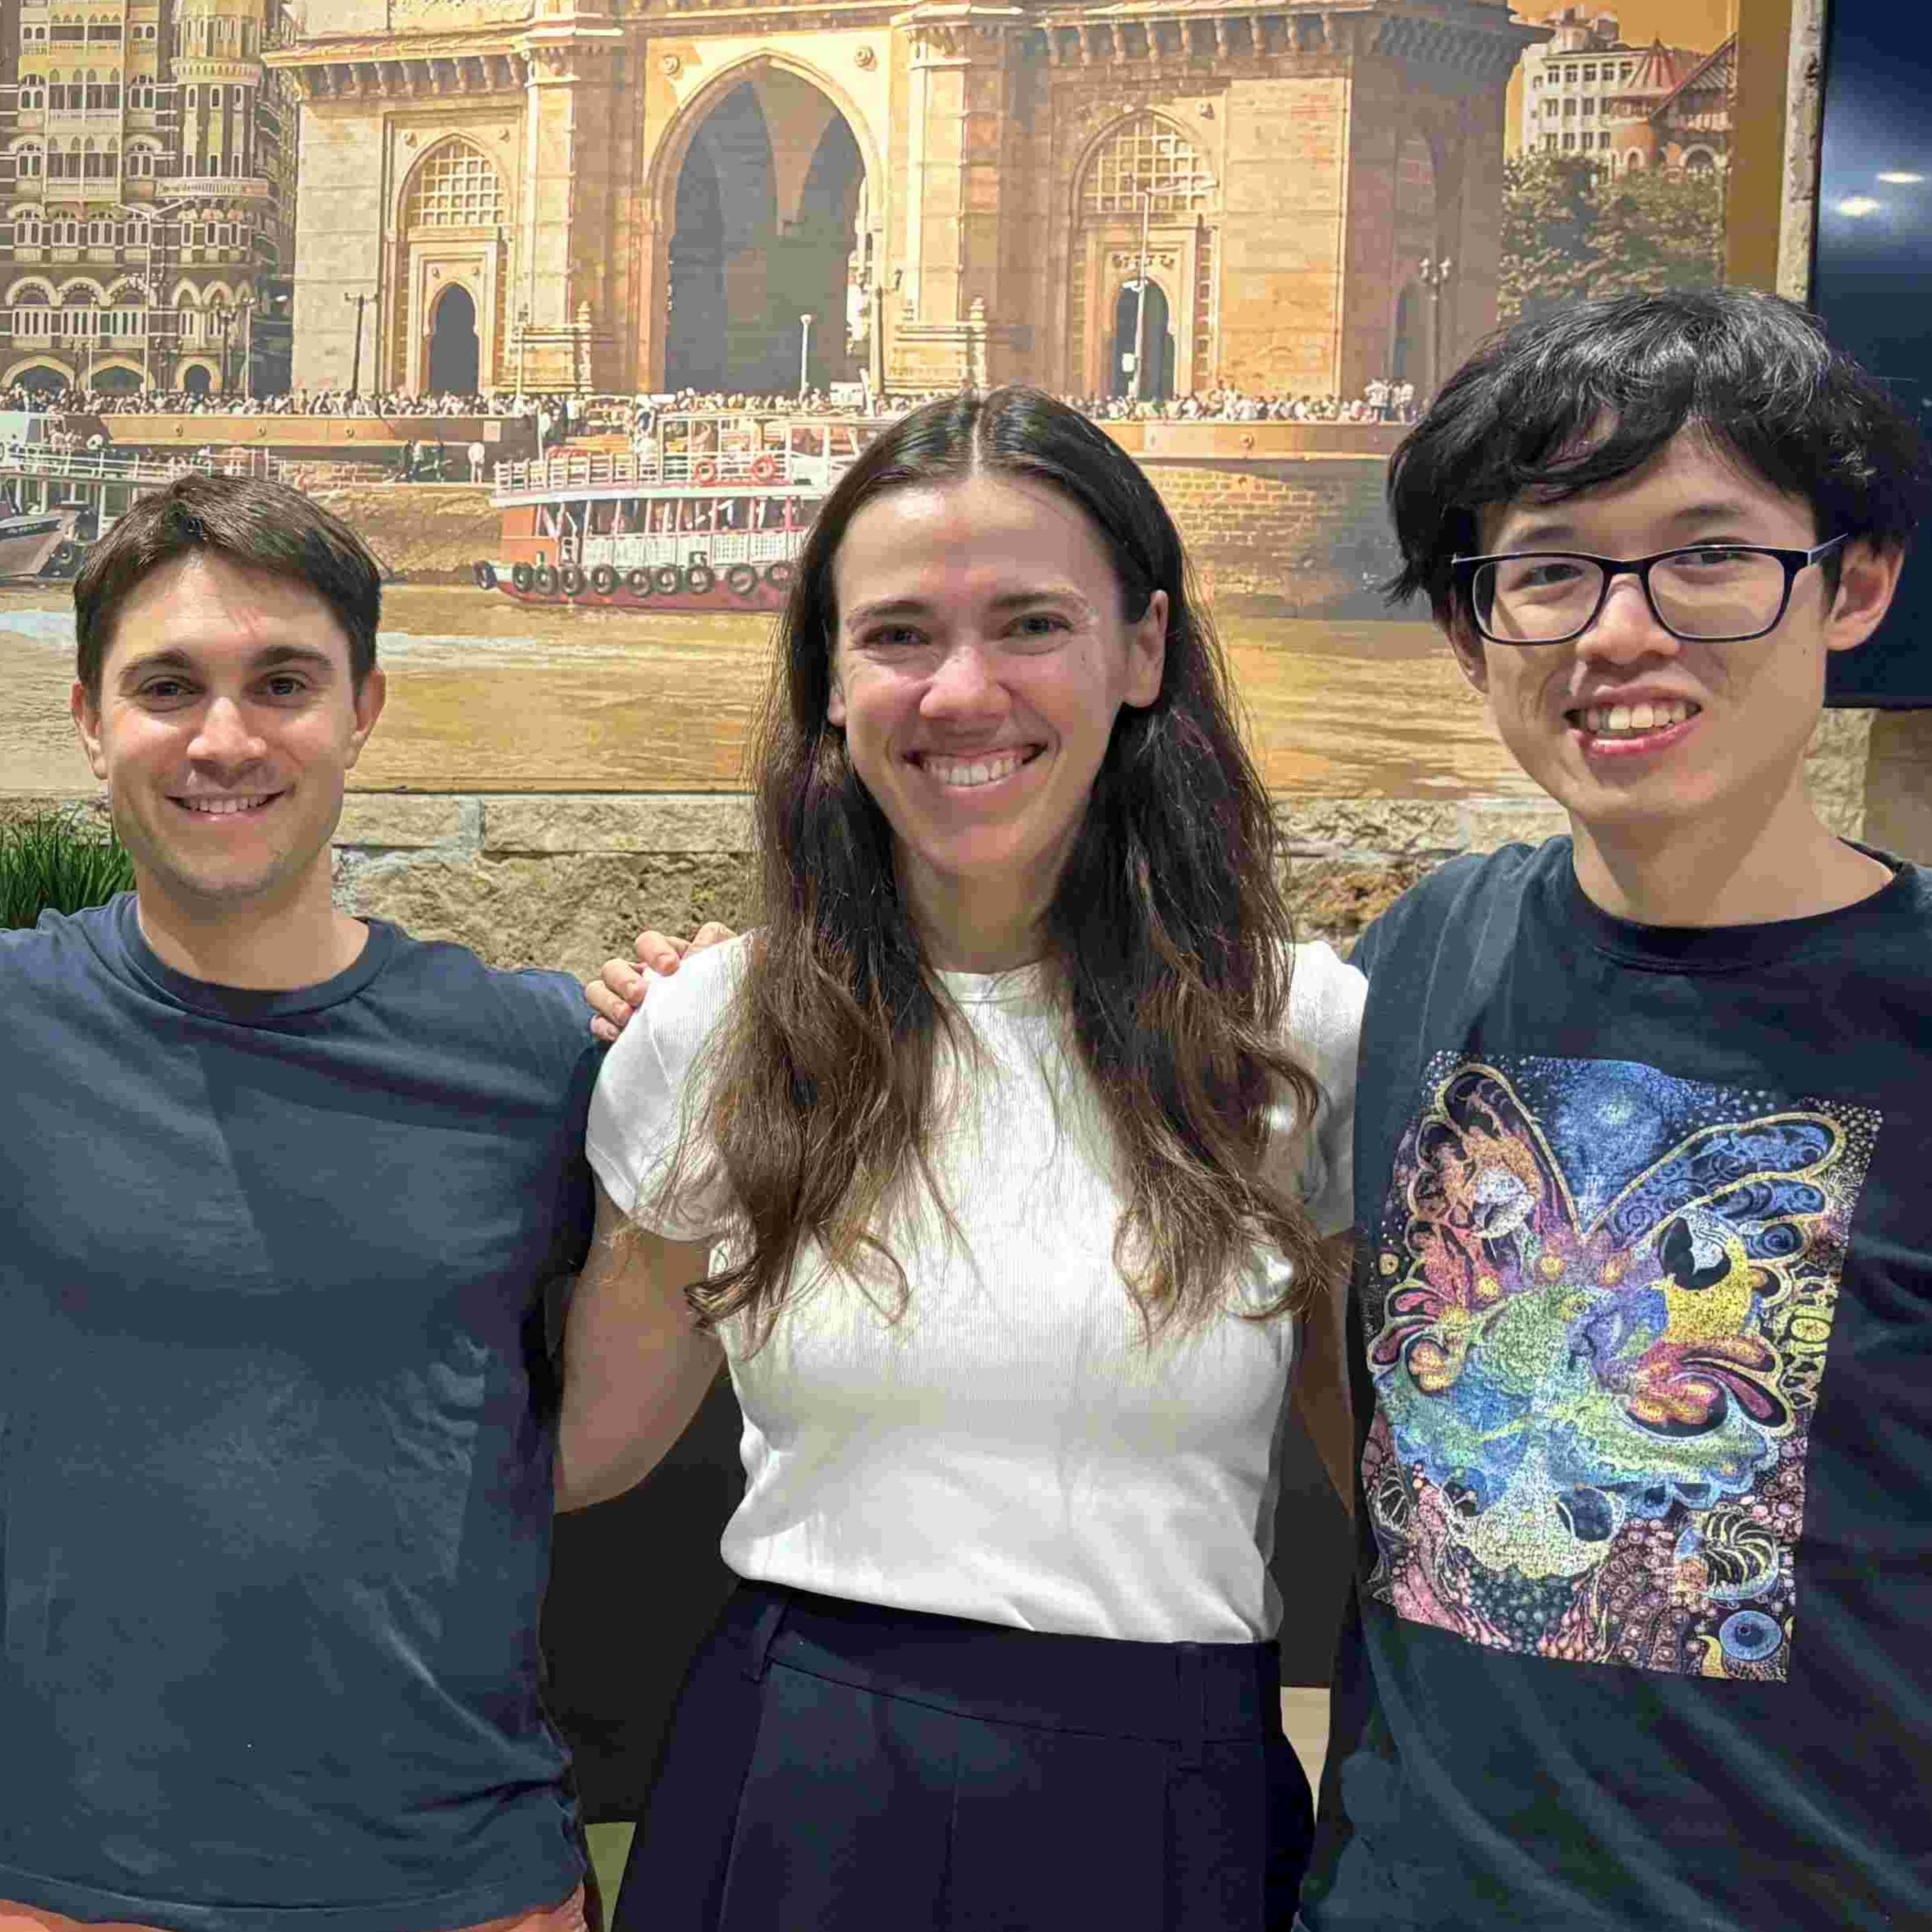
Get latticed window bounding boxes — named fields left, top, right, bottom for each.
left=405, top=145, right=504, bottom=230
left=1084, top=116, right=1214, bottom=218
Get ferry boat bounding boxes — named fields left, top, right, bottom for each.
left=474, top=410, right=882, bottom=611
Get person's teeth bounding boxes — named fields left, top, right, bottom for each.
left=182, top=795, right=271, bottom=814
left=1629, top=702, right=1655, bottom=731
left=924, top=751, right=1030, bottom=788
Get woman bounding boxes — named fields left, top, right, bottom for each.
left=560, top=387, right=1365, bottom=1932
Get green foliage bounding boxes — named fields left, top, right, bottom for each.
left=0, top=806, right=136, bottom=930
left=1499, top=153, right=1726, bottom=327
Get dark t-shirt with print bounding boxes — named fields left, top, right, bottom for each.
left=1300, top=838, right=1932, bottom=1932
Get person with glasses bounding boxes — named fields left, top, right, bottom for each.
left=1290, top=287, right=1932, bottom=1930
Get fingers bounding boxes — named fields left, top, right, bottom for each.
left=632, top=930, right=689, bottom=973
left=692, top=922, right=738, bottom=950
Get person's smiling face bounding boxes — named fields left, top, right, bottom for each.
left=1454, top=429, right=1898, bottom=845
left=70, top=550, right=384, bottom=918
left=826, top=473, right=1166, bottom=953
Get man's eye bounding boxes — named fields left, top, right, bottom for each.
left=1677, top=547, right=1748, bottom=570
left=265, top=676, right=309, bottom=697
left=862, top=627, right=922, bottom=648
left=140, top=680, right=188, bottom=699
left=1515, top=562, right=1586, bottom=590
left=1011, top=613, right=1069, bottom=637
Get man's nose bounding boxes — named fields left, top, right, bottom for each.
left=1575, top=570, right=1682, bottom=666
left=188, top=696, right=270, bottom=763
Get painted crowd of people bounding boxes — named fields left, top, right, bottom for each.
left=3, top=287, right=1929, bottom=1932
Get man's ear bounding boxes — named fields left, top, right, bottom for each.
left=1823, top=538, right=1907, bottom=658
left=1442, top=606, right=1490, bottom=694
left=70, top=679, right=107, bottom=779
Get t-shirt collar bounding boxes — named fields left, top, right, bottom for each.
left=1554, top=837, right=1925, bottom=973
left=105, top=890, right=399, bottom=1023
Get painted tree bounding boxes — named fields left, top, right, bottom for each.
left=1499, top=154, right=1726, bottom=326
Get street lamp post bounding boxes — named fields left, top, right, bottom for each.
left=798, top=313, right=813, bottom=398
left=1417, top=254, right=1454, bottom=399
left=343, top=289, right=369, bottom=398
left=1129, top=189, right=1152, bottom=405
left=237, top=290, right=254, bottom=402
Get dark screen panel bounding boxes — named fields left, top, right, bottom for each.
left=1812, top=0, right=1932, bottom=706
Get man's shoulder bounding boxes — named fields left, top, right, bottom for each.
left=1355, top=838, right=1566, bottom=974
left=372, top=924, right=600, bottom=1082
left=0, top=897, right=122, bottom=983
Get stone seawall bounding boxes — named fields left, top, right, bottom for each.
left=3, top=710, right=1876, bottom=979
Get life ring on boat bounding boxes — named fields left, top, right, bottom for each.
left=652, top=564, right=682, bottom=596
left=750, top=454, right=781, bottom=483
left=682, top=562, right=717, bottom=597
left=589, top=564, right=620, bottom=596
left=625, top=567, right=653, bottom=596
left=762, top=559, right=795, bottom=590
left=692, top=458, right=719, bottom=485
left=532, top=564, right=558, bottom=596
left=510, top=562, right=534, bottom=594
left=472, top=559, right=498, bottom=591
left=724, top=562, right=761, bottom=598
left=558, top=565, right=587, bottom=598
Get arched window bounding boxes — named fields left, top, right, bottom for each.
left=128, top=143, right=154, bottom=178
left=20, top=82, right=45, bottom=110
left=16, top=143, right=45, bottom=180
left=1082, top=114, right=1216, bottom=218
left=15, top=210, right=43, bottom=246
left=402, top=141, right=506, bottom=229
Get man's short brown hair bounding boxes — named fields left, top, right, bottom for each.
left=74, top=474, right=385, bottom=701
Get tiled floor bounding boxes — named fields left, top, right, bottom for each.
left=583, top=1694, right=1333, bottom=1902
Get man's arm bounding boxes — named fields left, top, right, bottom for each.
left=1290, top=1232, right=1356, bottom=1517
left=555, top=1178, right=726, bottom=1512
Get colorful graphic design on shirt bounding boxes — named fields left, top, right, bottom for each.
left=1361, top=1055, right=1877, bottom=1681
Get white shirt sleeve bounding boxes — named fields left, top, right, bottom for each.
left=1274, top=940, right=1368, bottom=1238
left=584, top=934, right=750, bottom=1240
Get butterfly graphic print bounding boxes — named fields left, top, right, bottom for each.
left=1360, top=1054, right=1878, bottom=1682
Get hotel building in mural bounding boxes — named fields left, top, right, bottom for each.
left=268, top=0, right=1543, bottom=401
left=0, top=0, right=297, bottom=393
left=1515, top=5, right=1734, bottom=174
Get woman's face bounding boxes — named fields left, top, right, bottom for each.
left=826, top=473, right=1166, bottom=945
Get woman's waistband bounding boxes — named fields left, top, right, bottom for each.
left=721, top=1581, right=1282, bottom=1764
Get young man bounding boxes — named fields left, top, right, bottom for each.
left=1, top=477, right=600, bottom=1932
left=591, top=290, right=1930, bottom=1929
left=1298, top=287, right=1931, bottom=1930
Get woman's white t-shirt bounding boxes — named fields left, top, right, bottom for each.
left=584, top=937, right=1366, bottom=1645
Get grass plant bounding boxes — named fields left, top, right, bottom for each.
left=0, top=805, right=134, bottom=930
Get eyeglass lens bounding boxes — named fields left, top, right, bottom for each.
left=1475, top=550, right=1790, bottom=642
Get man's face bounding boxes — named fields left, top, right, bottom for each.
left=1453, top=430, right=1899, bottom=845
left=71, top=551, right=385, bottom=917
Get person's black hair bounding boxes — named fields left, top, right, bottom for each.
left=1384, top=287, right=1932, bottom=624
left=74, top=472, right=383, bottom=699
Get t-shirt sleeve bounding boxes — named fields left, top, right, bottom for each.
left=1274, top=940, right=1368, bottom=1238
left=583, top=936, right=748, bottom=1241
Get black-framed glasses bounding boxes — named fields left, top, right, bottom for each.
left=1449, top=535, right=1849, bottom=646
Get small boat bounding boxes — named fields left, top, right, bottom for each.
left=0, top=506, right=90, bottom=581
left=473, top=410, right=882, bottom=612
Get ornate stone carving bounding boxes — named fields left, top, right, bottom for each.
left=661, top=53, right=682, bottom=78
left=854, top=46, right=876, bottom=70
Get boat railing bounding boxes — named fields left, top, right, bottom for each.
left=494, top=447, right=846, bottom=499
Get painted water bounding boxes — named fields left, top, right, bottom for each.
left=2, top=586, right=1536, bottom=801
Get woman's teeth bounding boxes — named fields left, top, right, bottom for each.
left=1577, top=699, right=1698, bottom=737
left=920, top=749, right=1037, bottom=788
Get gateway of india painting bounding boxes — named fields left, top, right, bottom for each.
left=270, top=0, right=1542, bottom=403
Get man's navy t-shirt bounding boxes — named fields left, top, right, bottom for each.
left=0, top=896, right=600, bottom=1932
left=1301, top=838, right=1932, bottom=1930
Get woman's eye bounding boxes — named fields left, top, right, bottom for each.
left=863, top=626, right=922, bottom=649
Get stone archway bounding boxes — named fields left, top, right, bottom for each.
left=391, top=138, right=504, bottom=395
left=182, top=363, right=213, bottom=396
left=427, top=282, right=480, bottom=393
left=660, top=67, right=867, bottom=394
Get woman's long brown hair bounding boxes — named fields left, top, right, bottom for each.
left=645, top=387, right=1333, bottom=1353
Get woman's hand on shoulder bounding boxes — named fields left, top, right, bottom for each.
left=585, top=920, right=738, bottom=1042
